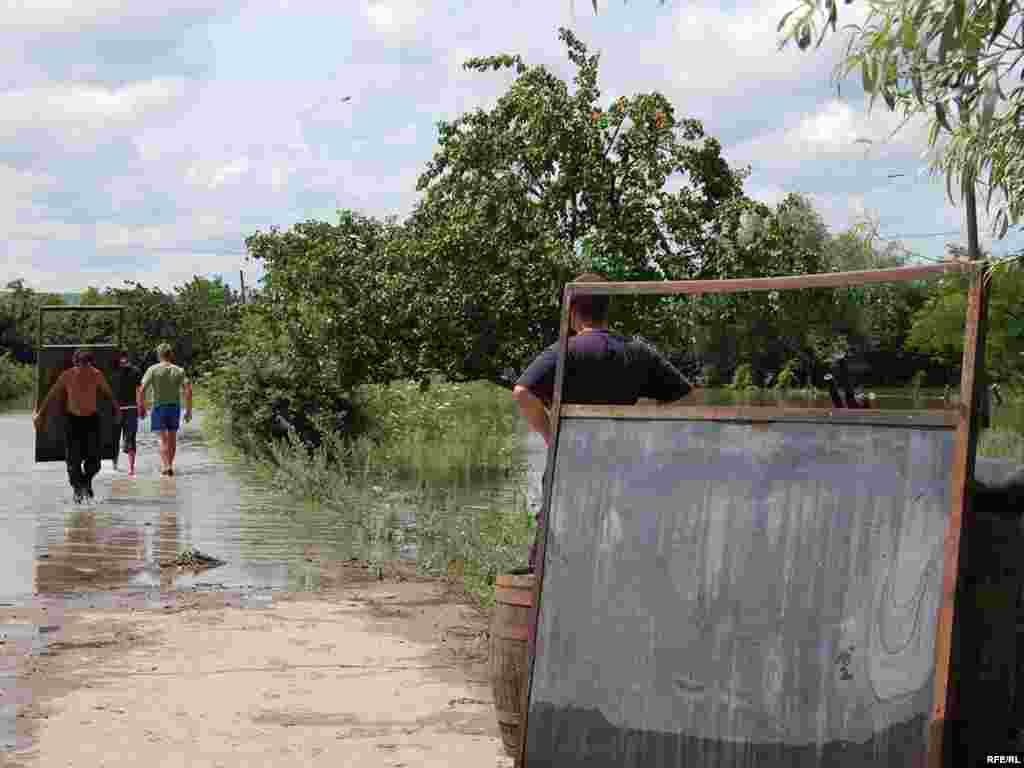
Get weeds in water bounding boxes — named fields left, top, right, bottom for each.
left=355, top=379, right=525, bottom=484
left=413, top=484, right=534, bottom=607
left=200, top=377, right=534, bottom=604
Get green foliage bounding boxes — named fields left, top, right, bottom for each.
left=730, top=362, right=757, bottom=390
left=0, top=351, right=33, bottom=403
left=245, top=212, right=416, bottom=396
left=907, top=263, right=1024, bottom=382
left=408, top=27, right=747, bottom=384
left=414, top=489, right=534, bottom=608
left=1, top=275, right=240, bottom=380
left=701, top=363, right=724, bottom=387
left=201, top=375, right=534, bottom=605
left=779, top=0, right=1024, bottom=242
left=355, top=379, right=524, bottom=484
left=774, top=358, right=802, bottom=389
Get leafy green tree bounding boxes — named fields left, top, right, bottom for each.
left=409, top=27, right=747, bottom=384
left=777, top=0, right=1024, bottom=245
left=907, top=256, right=1024, bottom=381
left=245, top=211, right=416, bottom=398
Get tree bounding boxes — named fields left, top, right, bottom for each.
left=245, top=210, right=416, bottom=397
left=409, top=27, right=747, bottom=385
left=907, top=250, right=1024, bottom=381
left=777, top=0, right=1024, bottom=248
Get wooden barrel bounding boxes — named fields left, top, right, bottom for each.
left=490, top=573, right=535, bottom=758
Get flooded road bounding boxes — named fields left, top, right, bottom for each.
left=0, top=404, right=545, bottom=755
left=1, top=407, right=545, bottom=606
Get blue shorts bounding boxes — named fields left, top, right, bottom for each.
left=151, top=404, right=181, bottom=432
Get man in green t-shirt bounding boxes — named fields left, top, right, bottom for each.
left=138, top=342, right=192, bottom=476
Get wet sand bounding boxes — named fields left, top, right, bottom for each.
left=1, top=566, right=514, bottom=768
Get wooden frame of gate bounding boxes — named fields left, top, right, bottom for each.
left=518, top=261, right=989, bottom=768
left=35, top=304, right=126, bottom=462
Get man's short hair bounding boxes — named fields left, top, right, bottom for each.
left=72, top=349, right=94, bottom=366
left=570, top=272, right=610, bottom=324
left=156, top=342, right=173, bottom=360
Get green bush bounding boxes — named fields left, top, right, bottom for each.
left=729, top=363, right=757, bottom=391
left=701, top=364, right=723, bottom=388
left=0, top=351, right=34, bottom=403
left=774, top=359, right=801, bottom=390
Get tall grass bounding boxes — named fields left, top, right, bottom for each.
left=199, top=375, right=534, bottom=604
left=354, top=379, right=524, bottom=484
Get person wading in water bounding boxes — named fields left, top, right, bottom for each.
left=512, top=272, right=694, bottom=571
left=138, top=343, right=192, bottom=476
left=33, top=349, right=121, bottom=503
left=112, top=351, right=144, bottom=475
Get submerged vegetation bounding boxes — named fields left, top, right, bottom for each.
left=199, top=375, right=535, bottom=605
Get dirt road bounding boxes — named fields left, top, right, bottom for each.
left=1, top=570, right=514, bottom=768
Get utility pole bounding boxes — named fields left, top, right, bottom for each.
left=239, top=270, right=247, bottom=305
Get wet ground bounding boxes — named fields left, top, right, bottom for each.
left=0, top=405, right=546, bottom=762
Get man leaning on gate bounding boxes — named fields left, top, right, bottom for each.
left=512, top=272, right=695, bottom=572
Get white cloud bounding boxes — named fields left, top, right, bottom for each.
left=363, top=0, right=433, bottom=44
left=186, top=156, right=252, bottom=190
left=0, top=78, right=192, bottom=149
left=3, top=0, right=226, bottom=35
left=664, top=0, right=870, bottom=96
left=728, top=99, right=932, bottom=172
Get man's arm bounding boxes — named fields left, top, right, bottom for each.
left=33, top=373, right=66, bottom=428
left=183, top=378, right=193, bottom=421
left=513, top=385, right=553, bottom=447
left=96, top=371, right=118, bottom=406
left=96, top=371, right=121, bottom=420
left=137, top=369, right=150, bottom=413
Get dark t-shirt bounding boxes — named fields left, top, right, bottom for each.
left=113, top=365, right=142, bottom=405
left=516, top=330, right=692, bottom=406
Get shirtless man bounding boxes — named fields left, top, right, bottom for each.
left=33, top=349, right=120, bottom=503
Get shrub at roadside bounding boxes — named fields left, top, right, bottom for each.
left=0, top=352, right=34, bottom=403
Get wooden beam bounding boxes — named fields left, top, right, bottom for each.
left=928, top=268, right=990, bottom=768
left=567, top=262, right=980, bottom=297
left=518, top=283, right=573, bottom=768
left=561, top=404, right=958, bottom=429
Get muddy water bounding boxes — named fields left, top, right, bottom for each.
left=0, top=409, right=546, bottom=603
left=0, top=405, right=546, bottom=752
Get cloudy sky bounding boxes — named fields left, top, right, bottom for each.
left=3, top=0, right=1021, bottom=296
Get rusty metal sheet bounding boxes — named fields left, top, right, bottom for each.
left=35, top=346, right=120, bottom=463
left=525, top=417, right=957, bottom=767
